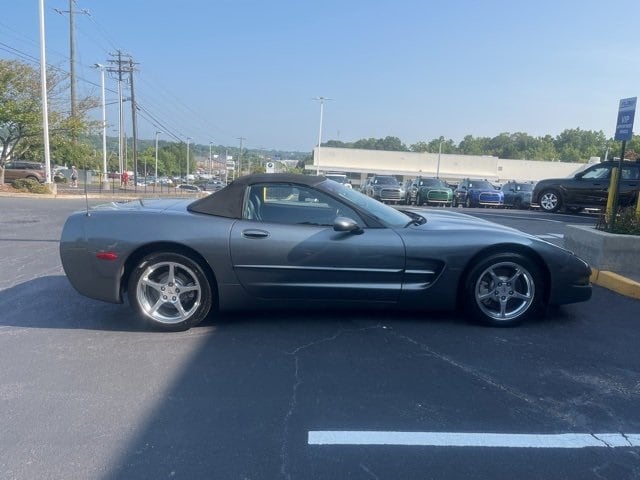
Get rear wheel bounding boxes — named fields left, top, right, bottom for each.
left=128, top=252, right=212, bottom=331
left=539, top=190, right=561, bottom=213
left=464, top=253, right=544, bottom=327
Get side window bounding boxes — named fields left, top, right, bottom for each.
left=244, top=184, right=364, bottom=227
left=621, top=165, right=639, bottom=180
left=582, top=166, right=610, bottom=180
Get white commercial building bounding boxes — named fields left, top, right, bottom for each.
left=311, top=147, right=592, bottom=187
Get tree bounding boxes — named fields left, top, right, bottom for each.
left=0, top=60, right=44, bottom=183
left=0, top=59, right=97, bottom=183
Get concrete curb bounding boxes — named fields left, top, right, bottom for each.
left=590, top=269, right=640, bottom=300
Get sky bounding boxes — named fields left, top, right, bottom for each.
left=3, top=0, right=640, bottom=152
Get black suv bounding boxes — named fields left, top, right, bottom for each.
left=532, top=160, right=640, bottom=213
left=3, top=161, right=46, bottom=183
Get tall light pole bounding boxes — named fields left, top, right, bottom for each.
left=209, top=141, right=213, bottom=177
left=38, top=0, right=52, bottom=184
left=313, top=96, right=332, bottom=175
left=186, top=137, right=191, bottom=183
left=94, top=64, right=109, bottom=190
left=155, top=131, right=162, bottom=183
left=436, top=139, right=443, bottom=179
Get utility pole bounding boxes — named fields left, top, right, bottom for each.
left=54, top=2, right=89, bottom=124
left=129, top=58, right=139, bottom=189
left=237, top=137, right=246, bottom=176
left=107, top=51, right=132, bottom=177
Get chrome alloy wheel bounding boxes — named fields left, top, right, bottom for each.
left=136, top=261, right=202, bottom=324
left=539, top=191, right=560, bottom=212
left=474, top=261, right=535, bottom=322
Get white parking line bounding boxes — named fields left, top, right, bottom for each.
left=308, top=431, right=640, bottom=448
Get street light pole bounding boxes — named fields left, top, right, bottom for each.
left=313, top=96, right=332, bottom=175
left=38, top=0, right=52, bottom=184
left=186, top=137, right=191, bottom=184
left=94, top=64, right=109, bottom=190
left=437, top=139, right=443, bottom=178
left=155, top=131, right=162, bottom=184
left=209, top=141, right=213, bottom=177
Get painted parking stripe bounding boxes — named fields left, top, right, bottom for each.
left=308, top=431, right=640, bottom=448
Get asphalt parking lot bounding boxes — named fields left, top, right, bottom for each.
left=1, top=197, right=639, bottom=480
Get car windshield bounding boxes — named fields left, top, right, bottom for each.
left=467, top=180, right=495, bottom=189
left=419, top=179, right=447, bottom=187
left=321, top=180, right=412, bottom=227
left=373, top=177, right=398, bottom=185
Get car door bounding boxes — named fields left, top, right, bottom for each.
left=619, top=163, right=640, bottom=206
left=229, top=183, right=406, bottom=302
left=566, top=164, right=611, bottom=206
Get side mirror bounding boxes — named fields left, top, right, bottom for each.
left=334, top=216, right=362, bottom=234
left=574, top=172, right=584, bottom=179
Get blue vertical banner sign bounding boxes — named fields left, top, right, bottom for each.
left=614, top=97, right=637, bottom=141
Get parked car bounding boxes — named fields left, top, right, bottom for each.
left=202, top=179, right=225, bottom=192
left=3, top=161, right=46, bottom=183
left=532, top=160, right=640, bottom=213
left=409, top=177, right=454, bottom=206
left=59, top=173, right=591, bottom=331
left=324, top=173, right=352, bottom=189
left=175, top=184, right=202, bottom=193
left=453, top=179, right=504, bottom=208
left=364, top=175, right=404, bottom=204
left=502, top=181, right=535, bottom=209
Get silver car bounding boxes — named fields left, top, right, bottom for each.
left=60, top=174, right=592, bottom=331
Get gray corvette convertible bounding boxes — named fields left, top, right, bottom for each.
left=60, top=173, right=592, bottom=330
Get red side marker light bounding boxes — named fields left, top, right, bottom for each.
left=96, top=252, right=118, bottom=261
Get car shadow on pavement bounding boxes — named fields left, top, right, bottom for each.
left=0, top=275, right=147, bottom=332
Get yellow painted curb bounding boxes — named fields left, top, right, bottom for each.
left=591, top=268, right=640, bottom=300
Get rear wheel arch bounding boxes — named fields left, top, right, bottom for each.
left=122, top=242, right=218, bottom=308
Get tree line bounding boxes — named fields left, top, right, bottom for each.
left=324, top=131, right=639, bottom=163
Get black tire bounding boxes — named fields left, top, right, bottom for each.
left=513, top=198, right=522, bottom=210
left=465, top=196, right=472, bottom=208
left=128, top=252, right=213, bottom=331
left=416, top=195, right=423, bottom=206
left=463, top=252, right=544, bottom=327
left=539, top=190, right=561, bottom=213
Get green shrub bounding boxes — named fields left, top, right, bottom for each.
left=12, top=178, right=52, bottom=194
left=596, top=207, right=640, bottom=235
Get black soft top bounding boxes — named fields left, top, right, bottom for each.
left=187, top=173, right=327, bottom=218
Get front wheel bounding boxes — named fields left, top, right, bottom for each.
left=539, top=190, right=561, bottom=213
left=463, top=253, right=544, bottom=327
left=465, top=196, right=472, bottom=208
left=128, top=252, right=213, bottom=331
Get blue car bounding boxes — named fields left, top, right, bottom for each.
left=454, top=179, right=504, bottom=208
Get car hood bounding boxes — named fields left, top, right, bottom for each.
left=410, top=209, right=527, bottom=235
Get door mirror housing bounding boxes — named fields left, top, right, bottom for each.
left=334, top=217, right=363, bottom=234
